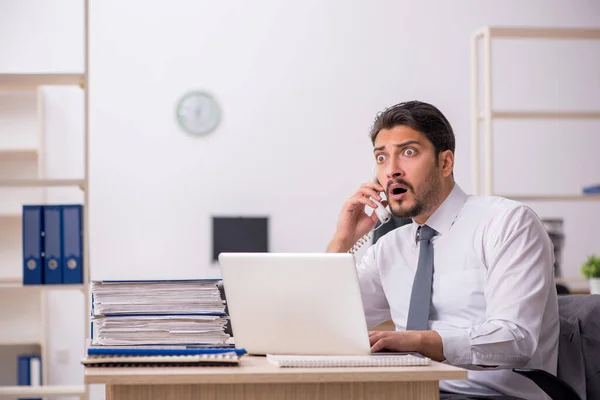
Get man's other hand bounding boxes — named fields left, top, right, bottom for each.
left=369, top=330, right=446, bottom=362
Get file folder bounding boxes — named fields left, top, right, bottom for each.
left=17, top=354, right=42, bottom=400
left=43, top=206, right=63, bottom=284
left=17, top=355, right=29, bottom=386
left=62, top=205, right=83, bottom=284
left=22, top=206, right=44, bottom=285
left=87, top=347, right=246, bottom=356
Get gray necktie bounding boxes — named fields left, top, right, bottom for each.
left=406, top=225, right=436, bottom=330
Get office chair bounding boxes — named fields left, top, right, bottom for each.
left=512, top=369, right=580, bottom=400
left=511, top=294, right=600, bottom=400
left=372, top=216, right=412, bottom=244
left=555, top=283, right=570, bottom=295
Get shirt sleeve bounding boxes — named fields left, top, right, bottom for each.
left=356, top=244, right=392, bottom=329
left=435, top=205, right=556, bottom=370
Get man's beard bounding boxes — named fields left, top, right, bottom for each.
left=388, top=172, right=442, bottom=219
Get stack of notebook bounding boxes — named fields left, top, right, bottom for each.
left=82, top=346, right=246, bottom=367
left=90, top=280, right=230, bottom=346
left=266, top=353, right=430, bottom=368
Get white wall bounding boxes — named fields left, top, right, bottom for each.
left=1, top=1, right=599, bottom=399
left=87, top=0, right=600, bottom=280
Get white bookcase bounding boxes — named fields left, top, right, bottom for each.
left=470, top=26, right=600, bottom=200
left=0, top=2, right=90, bottom=399
left=469, top=26, right=600, bottom=292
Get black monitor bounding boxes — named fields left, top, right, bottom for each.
left=212, top=216, right=269, bottom=262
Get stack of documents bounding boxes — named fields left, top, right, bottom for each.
left=90, top=280, right=230, bottom=346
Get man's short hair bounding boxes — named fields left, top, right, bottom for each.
left=369, top=100, right=455, bottom=156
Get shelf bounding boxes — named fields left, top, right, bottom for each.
left=0, top=178, right=85, bottom=188
left=0, top=277, right=20, bottom=285
left=0, top=148, right=39, bottom=156
left=0, top=281, right=86, bottom=291
left=0, top=385, right=85, bottom=398
left=487, top=27, right=600, bottom=40
left=479, top=111, right=600, bottom=120
left=474, top=27, right=600, bottom=40
left=0, top=339, right=41, bottom=346
left=0, top=73, right=84, bottom=90
left=496, top=194, right=600, bottom=201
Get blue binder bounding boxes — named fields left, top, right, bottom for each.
left=43, top=206, right=63, bottom=284
left=62, top=205, right=83, bottom=284
left=17, top=355, right=29, bottom=386
left=583, top=184, right=600, bottom=194
left=87, top=347, right=246, bottom=356
left=17, top=354, right=42, bottom=400
left=22, top=206, right=44, bottom=285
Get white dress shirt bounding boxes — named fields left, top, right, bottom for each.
left=357, top=183, right=559, bottom=399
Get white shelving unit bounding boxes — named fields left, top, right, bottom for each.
left=470, top=26, right=600, bottom=200
left=0, top=1, right=90, bottom=399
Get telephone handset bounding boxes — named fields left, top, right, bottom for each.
left=347, top=175, right=391, bottom=254
left=369, top=175, right=391, bottom=224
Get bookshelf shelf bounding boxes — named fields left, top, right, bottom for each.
left=0, top=178, right=85, bottom=188
left=0, top=339, right=42, bottom=346
left=0, top=385, right=85, bottom=398
left=497, top=194, right=600, bottom=202
left=0, top=282, right=86, bottom=292
left=0, top=148, right=39, bottom=155
left=478, top=111, right=600, bottom=120
left=484, top=26, right=600, bottom=40
left=0, top=73, right=84, bottom=91
left=0, top=277, right=20, bottom=285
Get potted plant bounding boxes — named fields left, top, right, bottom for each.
left=581, top=254, right=600, bottom=295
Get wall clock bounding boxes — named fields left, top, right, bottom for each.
left=176, top=91, right=221, bottom=136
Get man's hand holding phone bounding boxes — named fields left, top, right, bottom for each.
left=327, top=181, right=388, bottom=253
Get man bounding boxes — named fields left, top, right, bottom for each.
left=326, top=101, right=559, bottom=400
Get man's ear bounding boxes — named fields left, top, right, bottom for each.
left=439, top=150, right=454, bottom=177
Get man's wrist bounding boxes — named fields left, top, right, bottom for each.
left=417, top=331, right=446, bottom=362
left=326, top=236, right=352, bottom=253
left=412, top=331, right=426, bottom=353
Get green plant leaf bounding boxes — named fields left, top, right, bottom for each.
left=581, top=254, right=600, bottom=279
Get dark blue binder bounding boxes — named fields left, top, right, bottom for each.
left=22, top=206, right=44, bottom=285
left=17, top=354, right=42, bottom=400
left=87, top=347, right=246, bottom=356
left=62, top=205, right=83, bottom=284
left=43, top=206, right=63, bottom=284
left=583, top=184, right=600, bottom=194
left=17, top=355, right=29, bottom=386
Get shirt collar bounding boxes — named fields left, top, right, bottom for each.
left=410, top=183, right=467, bottom=240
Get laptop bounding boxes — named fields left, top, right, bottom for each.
left=218, top=252, right=372, bottom=356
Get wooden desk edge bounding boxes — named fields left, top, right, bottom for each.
left=84, top=358, right=467, bottom=385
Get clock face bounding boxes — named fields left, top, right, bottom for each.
left=176, top=91, right=221, bottom=136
